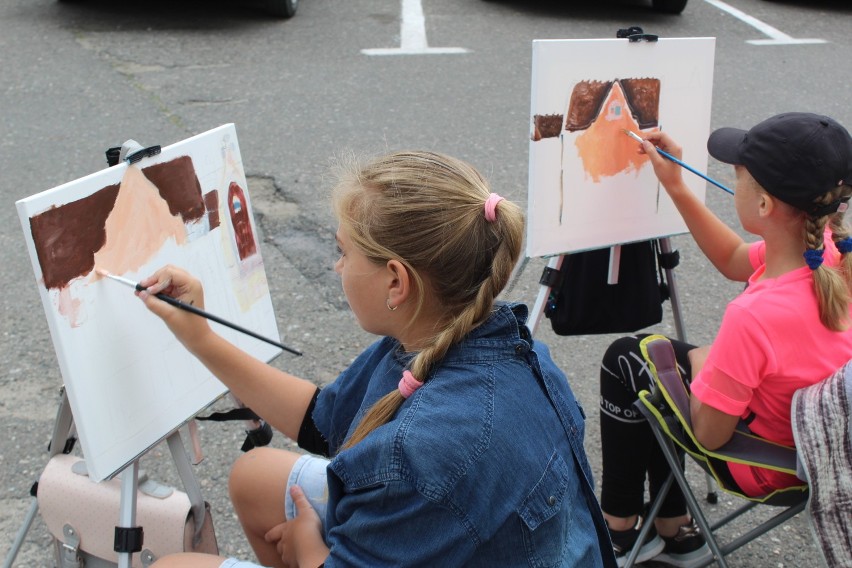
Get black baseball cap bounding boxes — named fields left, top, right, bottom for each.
left=707, top=112, right=852, bottom=216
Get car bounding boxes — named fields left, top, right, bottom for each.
left=652, top=0, right=687, bottom=13
left=267, top=0, right=297, bottom=18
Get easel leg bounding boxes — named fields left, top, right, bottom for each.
left=3, top=389, right=76, bottom=568
left=528, top=255, right=564, bottom=336
left=2, top=500, right=39, bottom=568
left=117, top=462, right=140, bottom=568
left=167, top=432, right=207, bottom=545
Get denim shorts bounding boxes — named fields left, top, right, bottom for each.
left=284, top=453, right=331, bottom=526
left=218, top=454, right=330, bottom=568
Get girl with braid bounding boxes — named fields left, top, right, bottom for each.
left=598, top=113, right=852, bottom=567
left=141, top=151, right=615, bottom=568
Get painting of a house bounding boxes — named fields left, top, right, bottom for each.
left=16, top=124, right=281, bottom=481
left=526, top=38, right=716, bottom=257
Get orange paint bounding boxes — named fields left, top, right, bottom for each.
left=93, top=166, right=188, bottom=276
left=56, top=286, right=83, bottom=328
left=574, top=82, right=657, bottom=183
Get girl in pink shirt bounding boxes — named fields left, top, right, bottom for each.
left=599, top=113, right=852, bottom=567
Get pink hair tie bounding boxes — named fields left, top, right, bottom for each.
left=484, top=193, right=505, bottom=223
left=398, top=370, right=424, bottom=399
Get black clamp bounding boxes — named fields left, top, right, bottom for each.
left=539, top=266, right=564, bottom=288
left=659, top=249, right=680, bottom=270
left=114, top=526, right=144, bottom=553
left=105, top=140, right=161, bottom=167
left=242, top=421, right=274, bottom=452
left=540, top=266, right=565, bottom=318
left=617, top=26, right=658, bottom=43
left=195, top=407, right=275, bottom=452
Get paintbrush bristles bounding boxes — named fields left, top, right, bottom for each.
left=622, top=128, right=644, bottom=143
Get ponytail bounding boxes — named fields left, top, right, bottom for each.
left=335, top=151, right=524, bottom=450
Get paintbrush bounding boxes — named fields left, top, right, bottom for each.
left=622, top=129, right=734, bottom=195
left=96, top=269, right=302, bottom=356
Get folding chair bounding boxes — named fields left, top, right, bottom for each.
left=623, top=334, right=809, bottom=568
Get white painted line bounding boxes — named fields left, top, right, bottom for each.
left=702, top=0, right=826, bottom=45
left=362, top=0, right=469, bottom=56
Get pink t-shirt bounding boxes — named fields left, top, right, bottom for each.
left=690, top=236, right=852, bottom=496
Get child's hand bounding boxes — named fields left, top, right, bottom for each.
left=640, top=131, right=686, bottom=192
left=265, top=521, right=297, bottom=567
left=137, top=265, right=212, bottom=349
left=287, top=485, right=329, bottom=567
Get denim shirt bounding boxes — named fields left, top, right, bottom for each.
left=313, top=303, right=616, bottom=567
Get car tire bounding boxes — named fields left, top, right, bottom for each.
left=267, top=0, right=297, bottom=18
left=652, top=0, right=687, bottom=14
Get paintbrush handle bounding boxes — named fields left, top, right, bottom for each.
left=655, top=147, right=734, bottom=195
left=155, top=293, right=302, bottom=356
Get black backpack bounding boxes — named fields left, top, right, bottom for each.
left=543, top=239, right=676, bottom=336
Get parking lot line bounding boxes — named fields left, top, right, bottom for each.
left=703, top=0, right=827, bottom=45
left=362, top=0, right=469, bottom=56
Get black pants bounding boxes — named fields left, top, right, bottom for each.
left=599, top=334, right=696, bottom=519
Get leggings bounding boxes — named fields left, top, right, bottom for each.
left=599, top=334, right=696, bottom=519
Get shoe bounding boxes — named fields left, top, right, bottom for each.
left=653, top=518, right=713, bottom=567
left=609, top=515, right=665, bottom=567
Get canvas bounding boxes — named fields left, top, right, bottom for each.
left=16, top=124, right=281, bottom=481
left=527, top=38, right=716, bottom=257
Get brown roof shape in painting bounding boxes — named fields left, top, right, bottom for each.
left=29, top=155, right=206, bottom=290
left=566, top=78, right=660, bottom=132
left=532, top=78, right=661, bottom=140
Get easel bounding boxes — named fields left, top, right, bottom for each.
left=526, top=238, right=685, bottom=340
left=3, top=388, right=210, bottom=568
left=521, top=236, right=720, bottom=536
left=4, top=141, right=213, bottom=568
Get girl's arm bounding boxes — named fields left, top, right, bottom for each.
left=641, top=132, right=754, bottom=282
left=686, top=347, right=740, bottom=450
left=138, top=265, right=317, bottom=440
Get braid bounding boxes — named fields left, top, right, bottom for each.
left=336, top=151, right=524, bottom=450
left=829, top=186, right=852, bottom=289
left=806, top=187, right=852, bottom=331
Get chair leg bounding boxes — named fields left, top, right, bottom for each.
left=623, top=473, right=674, bottom=568
left=647, top=424, right=729, bottom=568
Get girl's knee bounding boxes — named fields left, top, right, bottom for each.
left=228, top=447, right=301, bottom=507
left=602, top=335, right=642, bottom=367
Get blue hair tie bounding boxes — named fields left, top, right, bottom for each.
left=837, top=237, right=852, bottom=254
left=804, top=249, right=825, bottom=270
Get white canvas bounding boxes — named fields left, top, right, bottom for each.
left=16, top=124, right=281, bottom=481
left=527, top=38, right=716, bottom=257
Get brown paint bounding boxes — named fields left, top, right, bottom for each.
left=29, top=156, right=202, bottom=291
left=565, top=80, right=613, bottom=132
left=532, top=114, right=564, bottom=141
left=142, top=155, right=205, bottom=223
left=227, top=182, right=257, bottom=260
left=29, top=184, right=120, bottom=290
left=204, top=190, right=220, bottom=230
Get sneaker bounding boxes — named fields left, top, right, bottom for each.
left=653, top=518, right=713, bottom=567
left=609, top=516, right=665, bottom=567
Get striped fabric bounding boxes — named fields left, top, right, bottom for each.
left=792, top=361, right=852, bottom=568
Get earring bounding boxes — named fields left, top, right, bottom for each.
left=386, top=298, right=397, bottom=311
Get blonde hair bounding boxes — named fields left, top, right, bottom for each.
left=331, top=151, right=524, bottom=448
left=802, top=185, right=852, bottom=331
